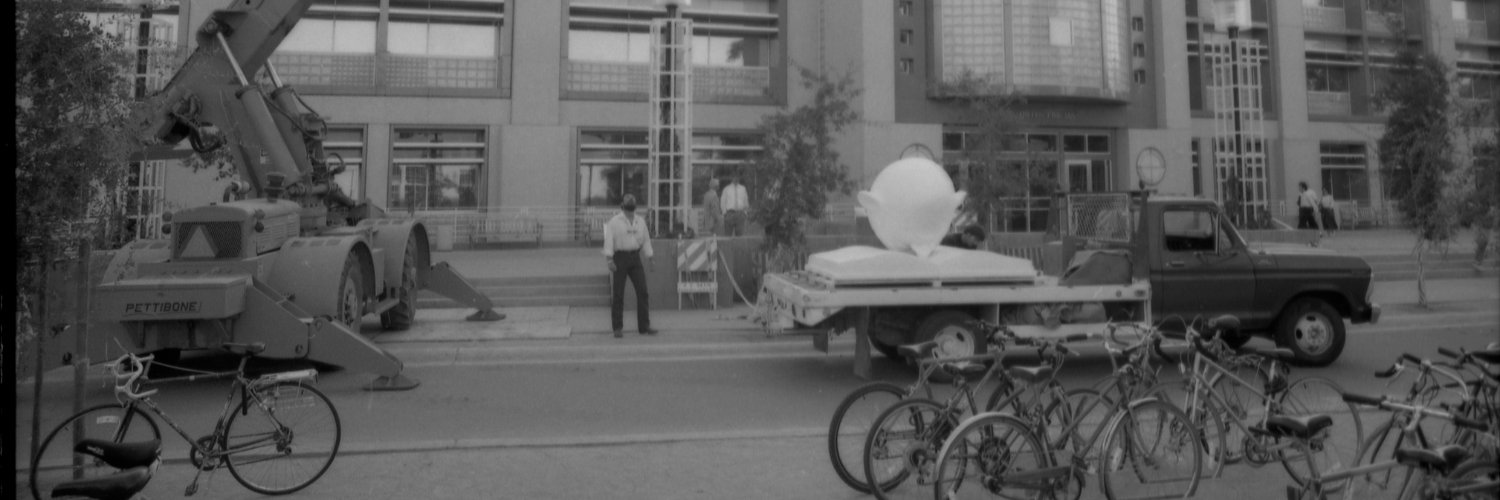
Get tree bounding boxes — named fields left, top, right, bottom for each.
left=745, top=66, right=861, bottom=271
left=1374, top=47, right=1461, bottom=307
left=935, top=70, right=1041, bottom=232
left=16, top=0, right=139, bottom=358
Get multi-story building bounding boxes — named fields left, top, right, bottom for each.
left=99, top=0, right=1500, bottom=243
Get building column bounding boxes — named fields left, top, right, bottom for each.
left=1271, top=0, right=1313, bottom=207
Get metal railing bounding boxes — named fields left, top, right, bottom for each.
left=563, top=60, right=773, bottom=103
left=1303, top=6, right=1347, bottom=31
left=1307, top=91, right=1353, bottom=115
left=268, top=52, right=508, bottom=91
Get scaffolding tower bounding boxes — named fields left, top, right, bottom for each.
left=649, top=13, right=693, bottom=236
left=1206, top=33, right=1267, bottom=227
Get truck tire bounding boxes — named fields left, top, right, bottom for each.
left=380, top=236, right=418, bottom=331
left=1274, top=297, right=1345, bottom=366
left=914, top=310, right=985, bottom=382
left=336, top=253, right=365, bottom=329
left=871, top=338, right=902, bottom=361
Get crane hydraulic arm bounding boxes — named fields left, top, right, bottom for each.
left=137, top=0, right=366, bottom=231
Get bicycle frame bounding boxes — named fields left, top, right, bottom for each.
left=115, top=354, right=303, bottom=469
left=1179, top=348, right=1311, bottom=467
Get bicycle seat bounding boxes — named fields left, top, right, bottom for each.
left=1471, top=348, right=1500, bottom=364
left=1007, top=364, right=1055, bottom=384
left=1394, top=445, right=1470, bottom=473
left=75, top=439, right=161, bottom=470
left=1240, top=346, right=1295, bottom=360
left=1264, top=414, right=1333, bottom=439
left=51, top=466, right=152, bottom=500
left=898, top=341, right=939, bottom=361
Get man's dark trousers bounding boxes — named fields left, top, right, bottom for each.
left=1297, top=207, right=1317, bottom=229
left=611, top=250, right=650, bottom=332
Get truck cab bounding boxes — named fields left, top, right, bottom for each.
left=1058, top=193, right=1379, bottom=365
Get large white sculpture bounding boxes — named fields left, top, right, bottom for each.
left=857, top=157, right=966, bottom=258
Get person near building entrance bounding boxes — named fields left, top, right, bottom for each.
left=721, top=175, right=750, bottom=236
left=700, top=178, right=722, bottom=236
left=1224, top=173, right=1244, bottom=228
left=1296, top=181, right=1322, bottom=233
left=1320, top=188, right=1339, bottom=233
left=604, top=195, right=657, bottom=338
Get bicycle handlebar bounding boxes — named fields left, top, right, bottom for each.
left=110, top=353, right=159, bottom=399
left=1453, top=413, right=1488, bottom=431
left=1375, top=364, right=1400, bottom=378
left=1402, top=352, right=1424, bottom=365
left=1342, top=392, right=1385, bottom=406
left=1440, top=347, right=1461, bottom=360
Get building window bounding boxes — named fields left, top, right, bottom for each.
left=691, top=133, right=761, bottom=204
left=389, top=128, right=485, bottom=211
left=899, top=29, right=914, bottom=45
left=83, top=5, right=179, bottom=97
left=578, top=130, right=649, bottom=208
left=1457, top=73, right=1498, bottom=99
left=1319, top=142, right=1371, bottom=204
left=1134, top=69, right=1147, bottom=84
left=1132, top=16, right=1144, bottom=32
left=122, top=160, right=167, bottom=241
left=1317, top=0, right=1345, bottom=8
left=898, top=1, right=913, bottom=17
left=1305, top=65, right=1350, bottom=92
left=899, top=58, right=914, bottom=74
left=325, top=126, right=366, bottom=202
left=1134, top=43, right=1146, bottom=58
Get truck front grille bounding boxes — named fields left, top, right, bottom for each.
left=174, top=222, right=243, bottom=259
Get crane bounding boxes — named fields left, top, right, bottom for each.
left=92, top=0, right=503, bottom=390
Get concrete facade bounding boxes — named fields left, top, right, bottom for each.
left=130, top=0, right=1497, bottom=239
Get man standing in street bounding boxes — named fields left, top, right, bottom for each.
left=700, top=178, right=722, bottom=236
left=721, top=175, right=749, bottom=236
left=603, top=195, right=657, bottom=338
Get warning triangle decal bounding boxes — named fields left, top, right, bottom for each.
left=181, top=226, right=217, bottom=258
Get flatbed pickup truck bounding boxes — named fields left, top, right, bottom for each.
left=759, top=191, right=1379, bottom=378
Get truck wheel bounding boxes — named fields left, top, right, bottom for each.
left=1274, top=298, right=1345, bottom=367
left=914, top=310, right=985, bottom=382
left=380, top=236, right=418, bottom=331
left=871, top=338, right=901, bottom=361
left=336, top=254, right=365, bottom=329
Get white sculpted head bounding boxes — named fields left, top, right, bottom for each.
left=857, top=157, right=966, bottom=258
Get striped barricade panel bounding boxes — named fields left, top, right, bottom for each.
left=677, top=238, right=718, bottom=309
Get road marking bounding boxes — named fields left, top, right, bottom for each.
left=404, top=350, right=849, bottom=368
left=1351, top=321, right=1497, bottom=335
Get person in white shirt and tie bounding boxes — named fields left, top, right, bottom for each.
left=720, top=175, right=750, bottom=236
left=603, top=195, right=657, bottom=338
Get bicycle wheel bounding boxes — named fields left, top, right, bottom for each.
left=1278, top=377, right=1363, bottom=488
left=1444, top=459, right=1499, bottom=500
left=1097, top=398, right=1202, bottom=500
left=224, top=382, right=342, bottom=495
left=932, top=412, right=1053, bottom=500
left=1065, top=388, right=1115, bottom=458
left=1340, top=419, right=1420, bottom=500
left=863, top=398, right=955, bottom=500
left=828, top=382, right=905, bottom=493
left=28, top=404, right=161, bottom=500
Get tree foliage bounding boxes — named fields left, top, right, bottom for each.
left=1374, top=49, right=1459, bottom=243
left=15, top=0, right=139, bottom=317
left=935, top=70, right=1042, bottom=230
left=746, top=66, right=861, bottom=260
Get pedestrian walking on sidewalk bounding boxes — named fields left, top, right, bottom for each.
left=1320, top=188, right=1339, bottom=233
left=604, top=195, right=658, bottom=338
left=700, top=178, right=722, bottom=236
left=1296, top=181, right=1323, bottom=234
left=721, top=175, right=750, bottom=237
left=1475, top=206, right=1496, bottom=270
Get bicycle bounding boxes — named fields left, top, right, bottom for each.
left=861, top=329, right=1090, bottom=500
left=932, top=323, right=1204, bottom=500
left=1288, top=392, right=1495, bottom=500
left=28, top=343, right=342, bottom=499
left=1341, top=353, right=1495, bottom=500
left=828, top=321, right=1062, bottom=494
left=1167, top=315, right=1364, bottom=486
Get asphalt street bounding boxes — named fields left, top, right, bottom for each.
left=15, top=296, right=1498, bottom=499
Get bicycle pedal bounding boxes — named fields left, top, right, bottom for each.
left=185, top=482, right=198, bottom=496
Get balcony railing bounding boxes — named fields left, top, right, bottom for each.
left=563, top=60, right=773, bottom=103
left=269, top=52, right=509, bottom=92
left=1307, top=91, right=1352, bottom=116
left=1303, top=6, right=1347, bottom=31
left=1454, top=19, right=1491, bottom=40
